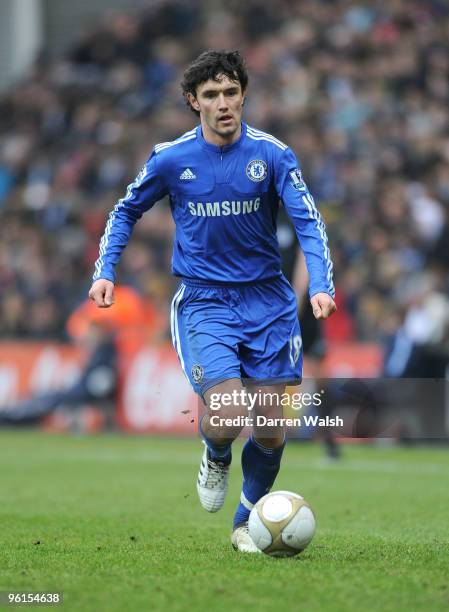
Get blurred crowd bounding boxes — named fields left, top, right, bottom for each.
left=0, top=0, right=448, bottom=371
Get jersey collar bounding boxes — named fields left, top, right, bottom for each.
left=196, top=122, right=247, bottom=153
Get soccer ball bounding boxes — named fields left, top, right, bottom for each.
left=248, top=490, right=316, bottom=557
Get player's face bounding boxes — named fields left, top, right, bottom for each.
left=188, top=75, right=245, bottom=145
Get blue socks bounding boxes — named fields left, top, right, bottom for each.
left=233, top=436, right=286, bottom=529
left=199, top=415, right=232, bottom=464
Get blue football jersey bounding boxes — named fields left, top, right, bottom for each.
left=93, top=122, right=334, bottom=298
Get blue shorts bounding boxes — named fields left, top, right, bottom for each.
left=170, top=275, right=302, bottom=398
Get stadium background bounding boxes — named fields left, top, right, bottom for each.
left=0, top=0, right=448, bottom=436
left=1, top=3, right=449, bottom=611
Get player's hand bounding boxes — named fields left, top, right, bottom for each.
left=310, top=292, right=337, bottom=320
left=88, top=279, right=115, bottom=308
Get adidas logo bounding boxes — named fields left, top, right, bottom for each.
left=180, top=168, right=196, bottom=180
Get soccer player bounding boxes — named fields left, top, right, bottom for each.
left=89, top=50, right=336, bottom=552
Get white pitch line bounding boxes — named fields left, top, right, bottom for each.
left=284, top=458, right=449, bottom=477
left=2, top=449, right=449, bottom=477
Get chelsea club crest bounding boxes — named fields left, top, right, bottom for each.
left=191, top=364, right=204, bottom=383
left=246, top=159, right=267, bottom=182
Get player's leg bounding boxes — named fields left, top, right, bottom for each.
left=231, top=276, right=301, bottom=551
left=231, top=383, right=287, bottom=553
left=201, top=377, right=248, bottom=457
left=197, top=377, right=250, bottom=512
left=170, top=281, right=246, bottom=512
left=232, top=384, right=286, bottom=532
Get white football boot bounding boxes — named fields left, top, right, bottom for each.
left=231, top=523, right=261, bottom=554
left=197, top=444, right=230, bottom=512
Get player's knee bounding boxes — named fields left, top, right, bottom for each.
left=205, top=379, right=248, bottom=417
left=204, top=384, right=250, bottom=443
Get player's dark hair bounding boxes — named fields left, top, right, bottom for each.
left=181, top=50, right=248, bottom=115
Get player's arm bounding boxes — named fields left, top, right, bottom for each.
left=292, top=248, right=308, bottom=311
left=89, top=151, right=167, bottom=308
left=275, top=148, right=336, bottom=320
left=292, top=247, right=332, bottom=320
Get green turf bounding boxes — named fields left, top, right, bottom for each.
left=1, top=432, right=449, bottom=611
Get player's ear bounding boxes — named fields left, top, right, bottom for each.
left=187, top=92, right=200, bottom=113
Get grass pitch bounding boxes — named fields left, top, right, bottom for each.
left=1, top=432, right=448, bottom=611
